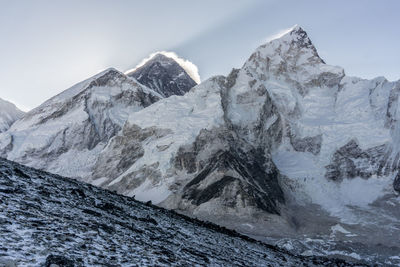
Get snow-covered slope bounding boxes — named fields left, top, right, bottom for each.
left=126, top=53, right=198, bottom=97
left=0, top=157, right=360, bottom=266
left=0, top=68, right=161, bottom=178
left=0, top=98, right=25, bottom=133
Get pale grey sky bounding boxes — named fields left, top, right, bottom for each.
left=1, top=0, right=399, bottom=111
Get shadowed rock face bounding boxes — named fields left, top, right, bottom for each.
left=182, top=150, right=283, bottom=214
left=0, top=158, right=359, bottom=266
left=325, top=139, right=390, bottom=181
left=127, top=53, right=197, bottom=97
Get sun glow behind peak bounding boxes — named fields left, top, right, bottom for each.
left=125, top=51, right=201, bottom=84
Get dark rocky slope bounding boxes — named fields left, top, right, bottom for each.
left=0, top=158, right=364, bottom=266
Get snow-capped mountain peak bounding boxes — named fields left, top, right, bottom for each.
left=126, top=52, right=198, bottom=97
left=243, top=25, right=344, bottom=100
left=0, top=98, right=25, bottom=133
left=255, top=25, right=325, bottom=70
left=39, top=68, right=149, bottom=108
left=276, top=25, right=315, bottom=48
left=0, top=68, right=162, bottom=178
left=264, top=25, right=318, bottom=53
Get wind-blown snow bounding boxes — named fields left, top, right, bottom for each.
left=264, top=24, right=300, bottom=43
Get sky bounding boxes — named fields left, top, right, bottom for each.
left=0, top=0, right=399, bottom=111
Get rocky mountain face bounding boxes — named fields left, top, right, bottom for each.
left=0, top=98, right=25, bottom=133
left=126, top=53, right=198, bottom=97
left=1, top=26, right=400, bottom=264
left=0, top=68, right=161, bottom=179
left=0, top=157, right=361, bottom=266
left=89, top=75, right=285, bottom=220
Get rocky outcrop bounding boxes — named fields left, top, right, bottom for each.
left=174, top=127, right=284, bottom=215
left=181, top=149, right=283, bottom=214
left=290, top=134, right=322, bottom=155
left=44, top=255, right=74, bottom=267
left=325, top=139, right=390, bottom=181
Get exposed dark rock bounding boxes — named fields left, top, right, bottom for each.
left=175, top=126, right=284, bottom=215
left=290, top=134, right=322, bottom=155
left=325, top=139, right=389, bottom=181
left=127, top=53, right=197, bottom=97
left=394, top=173, right=400, bottom=193
left=385, top=82, right=400, bottom=128
left=44, top=255, right=75, bottom=267
left=182, top=149, right=284, bottom=214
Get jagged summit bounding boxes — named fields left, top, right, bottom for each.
left=255, top=25, right=324, bottom=65
left=126, top=52, right=198, bottom=97
left=242, top=25, right=342, bottom=96
left=265, top=25, right=315, bottom=48
left=284, top=25, right=318, bottom=50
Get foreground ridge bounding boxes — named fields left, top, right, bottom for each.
left=0, top=158, right=364, bottom=266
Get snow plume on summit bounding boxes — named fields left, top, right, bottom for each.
left=264, top=24, right=300, bottom=43
left=126, top=51, right=201, bottom=84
